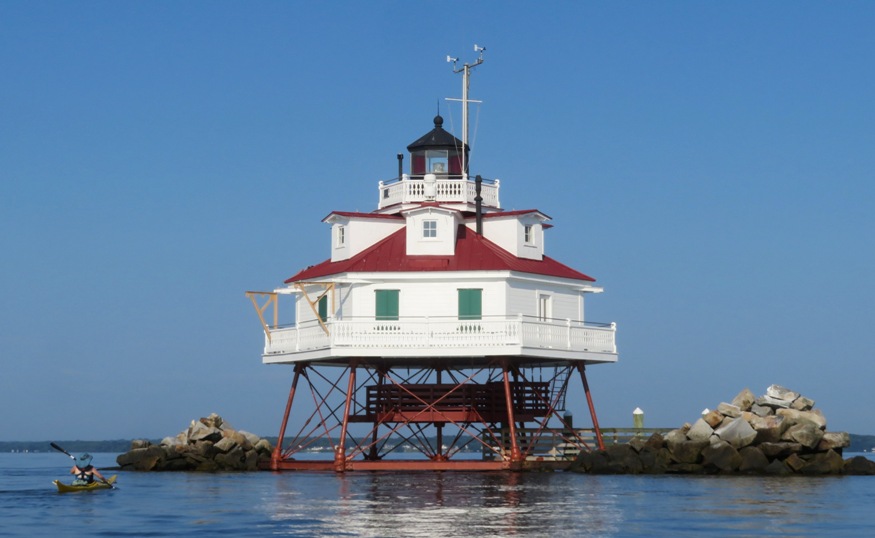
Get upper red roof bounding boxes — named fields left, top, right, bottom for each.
left=285, top=225, right=595, bottom=283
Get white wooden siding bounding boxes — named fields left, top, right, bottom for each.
left=338, top=279, right=507, bottom=319
left=505, top=280, right=582, bottom=320
left=329, top=218, right=405, bottom=262
left=477, top=217, right=544, bottom=261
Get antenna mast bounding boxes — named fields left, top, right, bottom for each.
left=447, top=44, right=485, bottom=177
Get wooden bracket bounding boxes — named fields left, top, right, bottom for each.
left=294, top=281, right=336, bottom=336
left=245, top=291, right=278, bottom=343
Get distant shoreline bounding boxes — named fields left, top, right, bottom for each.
left=0, top=438, right=277, bottom=454
left=4, top=433, right=875, bottom=454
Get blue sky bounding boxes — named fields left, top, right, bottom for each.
left=2, top=2, right=873, bottom=442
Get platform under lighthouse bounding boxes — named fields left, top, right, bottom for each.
left=247, top=52, right=618, bottom=471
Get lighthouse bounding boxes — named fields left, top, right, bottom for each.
left=247, top=49, right=618, bottom=471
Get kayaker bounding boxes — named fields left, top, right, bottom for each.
left=70, top=453, right=106, bottom=486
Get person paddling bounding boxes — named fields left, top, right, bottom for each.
left=70, top=453, right=106, bottom=486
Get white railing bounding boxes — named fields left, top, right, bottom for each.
left=378, top=177, right=500, bottom=209
left=262, top=316, right=616, bottom=358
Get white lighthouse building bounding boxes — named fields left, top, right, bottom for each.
left=248, top=53, right=617, bottom=471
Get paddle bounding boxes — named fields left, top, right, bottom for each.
left=50, top=442, right=117, bottom=489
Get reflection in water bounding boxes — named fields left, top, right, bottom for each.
left=675, top=475, right=852, bottom=536
left=4, top=454, right=875, bottom=537
left=263, top=472, right=874, bottom=537
left=313, top=472, right=622, bottom=537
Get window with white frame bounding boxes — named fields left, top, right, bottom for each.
left=336, top=225, right=346, bottom=247
left=423, top=220, right=437, bottom=238
left=538, top=294, right=551, bottom=321
left=524, top=224, right=534, bottom=245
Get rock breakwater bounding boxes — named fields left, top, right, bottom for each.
left=116, top=413, right=272, bottom=471
left=572, top=385, right=875, bottom=475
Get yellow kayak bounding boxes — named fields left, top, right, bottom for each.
left=53, top=475, right=117, bottom=493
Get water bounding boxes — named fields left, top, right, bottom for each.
left=2, top=452, right=875, bottom=537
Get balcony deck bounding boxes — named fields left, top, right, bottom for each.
left=261, top=315, right=617, bottom=366
left=377, top=175, right=500, bottom=210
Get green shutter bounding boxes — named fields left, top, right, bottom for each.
left=376, top=290, right=399, bottom=321
left=317, top=295, right=328, bottom=322
left=458, top=289, right=482, bottom=320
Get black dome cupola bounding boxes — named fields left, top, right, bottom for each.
left=406, top=115, right=468, bottom=177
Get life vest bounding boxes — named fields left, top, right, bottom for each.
left=76, top=465, right=94, bottom=483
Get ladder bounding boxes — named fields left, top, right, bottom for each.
left=550, top=366, right=572, bottom=412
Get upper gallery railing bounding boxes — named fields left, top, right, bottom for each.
left=262, top=315, right=616, bottom=358
left=377, top=175, right=500, bottom=210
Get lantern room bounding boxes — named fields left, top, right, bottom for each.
left=406, top=115, right=468, bottom=177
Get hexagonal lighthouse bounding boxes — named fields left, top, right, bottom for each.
left=247, top=50, right=617, bottom=471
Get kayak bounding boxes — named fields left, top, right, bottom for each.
left=53, top=475, right=117, bottom=493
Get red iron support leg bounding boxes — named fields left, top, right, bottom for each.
left=502, top=363, right=523, bottom=463
left=578, top=363, right=605, bottom=451
left=273, top=363, right=304, bottom=469
left=335, top=363, right=357, bottom=472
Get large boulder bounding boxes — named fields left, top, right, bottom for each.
left=716, top=402, right=742, bottom=419
left=799, top=450, right=844, bottom=475
left=783, top=422, right=824, bottom=450
left=187, top=421, right=222, bottom=443
left=817, top=432, right=850, bottom=452
left=605, top=444, right=644, bottom=474
left=714, top=417, right=757, bottom=449
left=702, top=410, right=725, bottom=428
left=701, top=440, right=741, bottom=472
left=116, top=445, right=165, bottom=471
left=844, top=456, right=875, bottom=475
left=777, top=408, right=827, bottom=430
left=686, top=419, right=714, bottom=442
left=730, top=388, right=756, bottom=412
left=668, top=438, right=710, bottom=464
left=767, top=384, right=799, bottom=403
left=758, top=441, right=804, bottom=459
left=738, top=446, right=769, bottom=473
left=749, top=414, right=788, bottom=444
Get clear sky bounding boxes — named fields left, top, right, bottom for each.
left=2, top=2, right=873, bottom=442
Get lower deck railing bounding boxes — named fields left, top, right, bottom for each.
left=264, top=315, right=616, bottom=357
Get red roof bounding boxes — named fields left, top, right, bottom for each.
left=285, top=225, right=595, bottom=283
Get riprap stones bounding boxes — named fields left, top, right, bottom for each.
left=116, top=413, right=272, bottom=472
left=573, top=385, right=874, bottom=475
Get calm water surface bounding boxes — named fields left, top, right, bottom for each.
left=2, top=452, right=874, bottom=537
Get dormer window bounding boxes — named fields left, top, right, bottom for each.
left=524, top=224, right=534, bottom=245
left=336, top=225, right=346, bottom=247
left=423, top=220, right=437, bottom=238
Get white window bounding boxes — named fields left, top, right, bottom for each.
left=538, top=294, right=551, bottom=321
left=524, top=225, right=534, bottom=245
left=423, top=220, right=437, bottom=238
left=336, top=225, right=345, bottom=247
